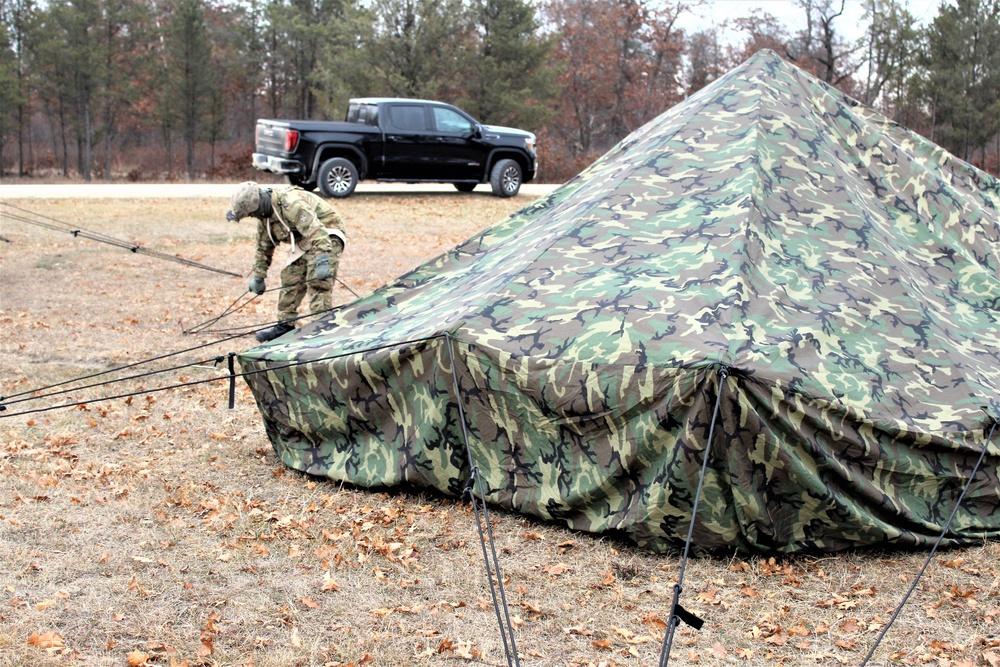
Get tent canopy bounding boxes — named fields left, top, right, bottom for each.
left=239, top=50, right=1000, bottom=554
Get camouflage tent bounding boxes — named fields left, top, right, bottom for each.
left=239, top=50, right=1000, bottom=554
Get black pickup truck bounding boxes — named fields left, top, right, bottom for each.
left=252, top=98, right=538, bottom=198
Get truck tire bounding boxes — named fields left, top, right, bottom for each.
left=490, top=159, right=521, bottom=198
left=318, top=157, right=359, bottom=198
left=285, top=174, right=316, bottom=192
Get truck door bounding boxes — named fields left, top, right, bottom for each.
left=381, top=104, right=434, bottom=179
left=429, top=106, right=485, bottom=181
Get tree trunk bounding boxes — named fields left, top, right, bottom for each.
left=60, top=103, right=69, bottom=178
left=17, top=99, right=25, bottom=176
left=84, top=101, right=93, bottom=182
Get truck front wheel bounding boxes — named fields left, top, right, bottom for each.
left=490, top=159, right=522, bottom=198
left=318, top=158, right=359, bottom=198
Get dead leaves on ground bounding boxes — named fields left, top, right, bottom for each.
left=7, top=427, right=1000, bottom=667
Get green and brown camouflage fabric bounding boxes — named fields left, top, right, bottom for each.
left=238, top=50, right=1000, bottom=554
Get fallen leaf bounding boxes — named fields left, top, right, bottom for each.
left=27, top=631, right=64, bottom=648
left=300, top=597, right=319, bottom=609
left=696, top=588, right=719, bottom=605
left=126, top=649, right=149, bottom=666
left=788, top=624, right=810, bottom=636
left=321, top=572, right=340, bottom=592
left=543, top=563, right=571, bottom=576
left=765, top=631, right=788, bottom=646
left=520, top=600, right=543, bottom=614
left=455, top=642, right=477, bottom=659
left=839, top=618, right=860, bottom=633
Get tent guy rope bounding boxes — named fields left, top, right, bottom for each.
left=1, top=202, right=241, bottom=277
left=657, top=365, right=725, bottom=667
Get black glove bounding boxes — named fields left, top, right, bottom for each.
left=249, top=277, right=266, bottom=295
left=314, top=253, right=332, bottom=281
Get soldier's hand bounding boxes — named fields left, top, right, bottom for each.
left=249, top=277, right=266, bottom=295
left=314, top=254, right=332, bottom=281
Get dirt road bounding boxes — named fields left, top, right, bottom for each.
left=0, top=182, right=558, bottom=199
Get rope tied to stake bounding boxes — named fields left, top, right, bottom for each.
left=858, top=416, right=998, bottom=666
left=226, top=353, right=237, bottom=409
left=658, top=364, right=728, bottom=667
left=445, top=333, right=521, bottom=667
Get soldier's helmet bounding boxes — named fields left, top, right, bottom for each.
left=228, top=182, right=261, bottom=220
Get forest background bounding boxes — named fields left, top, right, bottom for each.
left=1, top=0, right=999, bottom=186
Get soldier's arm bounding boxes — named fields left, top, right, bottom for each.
left=252, top=220, right=276, bottom=278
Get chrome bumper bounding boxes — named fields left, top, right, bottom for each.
left=252, top=153, right=303, bottom=175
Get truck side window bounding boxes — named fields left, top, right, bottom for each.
left=388, top=105, right=427, bottom=131
left=433, top=108, right=473, bottom=134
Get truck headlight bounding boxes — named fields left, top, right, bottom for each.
left=525, top=136, right=536, bottom=152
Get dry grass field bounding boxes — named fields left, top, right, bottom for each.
left=1, top=192, right=998, bottom=667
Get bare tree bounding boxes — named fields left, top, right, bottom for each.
left=787, top=0, right=861, bottom=87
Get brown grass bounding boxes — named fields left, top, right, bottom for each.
left=1, top=194, right=998, bottom=667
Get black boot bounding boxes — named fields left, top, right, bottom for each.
left=256, top=321, right=295, bottom=343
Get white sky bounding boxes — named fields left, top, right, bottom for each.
left=673, top=0, right=947, bottom=44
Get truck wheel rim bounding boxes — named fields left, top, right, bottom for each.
left=328, top=166, right=353, bottom=193
left=502, top=166, right=520, bottom=193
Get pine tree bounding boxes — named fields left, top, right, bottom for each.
left=457, top=0, right=556, bottom=130
left=922, top=0, right=1000, bottom=168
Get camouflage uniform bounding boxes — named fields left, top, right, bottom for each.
left=252, top=186, right=346, bottom=322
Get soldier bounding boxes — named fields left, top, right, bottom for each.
left=227, top=181, right=347, bottom=342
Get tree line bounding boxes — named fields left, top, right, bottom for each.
left=1, top=0, right=998, bottom=185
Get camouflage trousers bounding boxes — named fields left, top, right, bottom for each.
left=277, top=238, right=343, bottom=322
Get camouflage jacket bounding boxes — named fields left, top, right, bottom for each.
left=253, top=186, right=346, bottom=279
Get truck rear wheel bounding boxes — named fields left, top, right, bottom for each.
left=318, top=158, right=359, bottom=198
left=490, top=159, right=521, bottom=198
left=285, top=174, right=316, bottom=192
